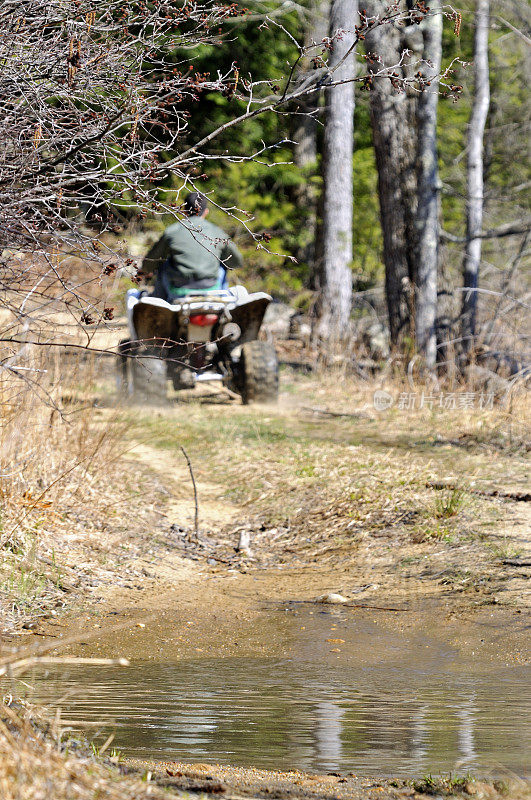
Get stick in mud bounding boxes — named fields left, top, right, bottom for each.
left=0, top=656, right=130, bottom=678
left=180, top=446, right=199, bottom=540
left=288, top=600, right=405, bottom=612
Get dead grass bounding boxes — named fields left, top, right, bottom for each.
left=0, top=350, right=152, bottom=633
left=0, top=701, right=186, bottom=800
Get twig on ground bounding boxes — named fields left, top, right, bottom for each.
left=288, top=600, right=405, bottom=612
left=201, top=383, right=241, bottom=402
left=180, top=446, right=199, bottom=540
left=426, top=481, right=530, bottom=502
left=0, top=656, right=129, bottom=678
left=302, top=406, right=370, bottom=420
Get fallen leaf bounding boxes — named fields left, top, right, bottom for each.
left=326, top=638, right=345, bottom=643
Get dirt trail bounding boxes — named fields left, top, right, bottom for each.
left=130, top=440, right=239, bottom=530
left=38, top=382, right=529, bottom=666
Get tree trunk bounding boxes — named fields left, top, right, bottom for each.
left=316, top=0, right=357, bottom=349
left=415, top=1, right=442, bottom=368
left=293, top=111, right=318, bottom=169
left=366, top=3, right=443, bottom=363
left=461, top=0, right=490, bottom=353
left=293, top=0, right=329, bottom=171
left=365, top=15, right=408, bottom=345
left=364, top=3, right=418, bottom=347
left=293, top=0, right=329, bottom=268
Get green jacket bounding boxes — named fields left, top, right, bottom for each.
left=143, top=215, right=243, bottom=293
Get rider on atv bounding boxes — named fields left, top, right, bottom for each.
left=142, top=192, right=243, bottom=301
left=120, top=191, right=278, bottom=403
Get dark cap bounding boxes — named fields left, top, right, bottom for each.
left=183, top=192, right=208, bottom=216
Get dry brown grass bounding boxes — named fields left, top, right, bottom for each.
left=0, top=701, right=182, bottom=800
left=0, top=349, right=136, bottom=633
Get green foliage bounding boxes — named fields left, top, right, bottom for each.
left=351, top=141, right=383, bottom=290
left=486, top=27, right=530, bottom=210
left=206, top=151, right=313, bottom=298
left=178, top=6, right=302, bottom=154
left=2, top=566, right=46, bottom=606
left=195, top=142, right=383, bottom=298
left=413, top=772, right=475, bottom=796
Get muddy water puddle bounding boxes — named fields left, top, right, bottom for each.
left=23, top=610, right=530, bottom=777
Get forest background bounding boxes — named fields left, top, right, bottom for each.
left=144, top=0, right=529, bottom=322
left=1, top=0, right=529, bottom=372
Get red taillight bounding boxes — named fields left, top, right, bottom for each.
left=189, top=314, right=218, bottom=327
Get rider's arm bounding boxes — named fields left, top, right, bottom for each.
left=220, top=238, right=243, bottom=272
left=142, top=233, right=169, bottom=277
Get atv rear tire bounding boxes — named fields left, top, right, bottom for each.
left=240, top=341, right=278, bottom=404
left=116, top=341, right=166, bottom=402
left=130, top=355, right=167, bottom=402
left=116, top=339, right=132, bottom=396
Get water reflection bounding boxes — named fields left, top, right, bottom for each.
left=411, top=704, right=428, bottom=764
left=315, top=701, right=345, bottom=770
left=23, top=658, right=529, bottom=777
left=457, top=693, right=477, bottom=765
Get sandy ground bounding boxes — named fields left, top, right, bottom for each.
left=119, top=760, right=530, bottom=800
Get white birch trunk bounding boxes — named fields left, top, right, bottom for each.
left=462, top=0, right=490, bottom=352
left=316, top=0, right=357, bottom=349
left=415, top=1, right=443, bottom=369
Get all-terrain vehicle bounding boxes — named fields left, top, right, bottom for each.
left=117, top=285, right=278, bottom=403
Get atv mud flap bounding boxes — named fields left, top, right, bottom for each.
left=229, top=297, right=270, bottom=344
left=132, top=302, right=179, bottom=343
